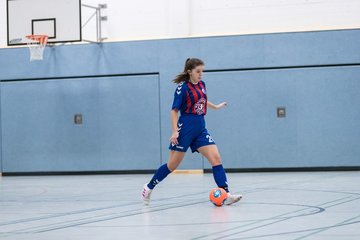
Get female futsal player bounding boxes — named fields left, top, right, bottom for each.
left=141, top=58, right=242, bottom=205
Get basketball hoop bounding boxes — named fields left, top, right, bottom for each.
left=25, top=35, right=48, bottom=61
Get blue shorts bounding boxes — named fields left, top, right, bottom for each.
left=169, top=114, right=216, bottom=153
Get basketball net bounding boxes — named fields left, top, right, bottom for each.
left=26, top=35, right=48, bottom=61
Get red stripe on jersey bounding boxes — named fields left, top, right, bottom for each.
left=187, top=83, right=199, bottom=114
left=195, top=83, right=205, bottom=99
left=198, top=81, right=207, bottom=115
left=185, top=91, right=192, bottom=113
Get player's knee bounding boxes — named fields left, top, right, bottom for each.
left=166, top=163, right=177, bottom=172
left=211, top=153, right=222, bottom=165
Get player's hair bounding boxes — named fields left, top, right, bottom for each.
left=172, top=58, right=204, bottom=84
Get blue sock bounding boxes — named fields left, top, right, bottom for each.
left=212, top=164, right=229, bottom=192
left=147, top=164, right=171, bottom=189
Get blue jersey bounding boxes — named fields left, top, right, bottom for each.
left=171, top=80, right=208, bottom=116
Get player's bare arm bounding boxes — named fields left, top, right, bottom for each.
left=207, top=101, right=227, bottom=110
left=170, top=109, right=179, bottom=145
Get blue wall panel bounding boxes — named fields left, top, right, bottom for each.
left=204, top=66, right=360, bottom=169
left=199, top=29, right=360, bottom=70
left=295, top=67, right=360, bottom=167
left=204, top=70, right=298, bottom=169
left=96, top=75, right=161, bottom=170
left=1, top=75, right=160, bottom=172
left=0, top=41, right=160, bottom=80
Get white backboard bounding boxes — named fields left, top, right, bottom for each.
left=7, top=0, right=82, bottom=45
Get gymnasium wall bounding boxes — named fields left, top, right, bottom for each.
left=0, top=29, right=359, bottom=173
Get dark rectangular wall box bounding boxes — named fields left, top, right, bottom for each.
left=74, top=114, right=83, bottom=124
left=277, top=107, right=286, bottom=118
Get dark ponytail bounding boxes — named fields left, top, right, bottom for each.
left=172, top=58, right=204, bottom=84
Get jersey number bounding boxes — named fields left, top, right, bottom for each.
left=206, top=135, right=214, bottom=143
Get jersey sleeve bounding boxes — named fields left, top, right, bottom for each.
left=171, top=82, right=186, bottom=111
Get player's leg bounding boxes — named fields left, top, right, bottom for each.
left=142, top=116, right=193, bottom=205
left=197, top=144, right=229, bottom=192
left=167, top=150, right=187, bottom=171
left=141, top=150, right=186, bottom=205
left=148, top=116, right=193, bottom=188
left=148, top=150, right=185, bottom=189
left=197, top=145, right=242, bottom=205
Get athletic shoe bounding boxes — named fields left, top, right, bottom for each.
left=141, top=184, right=152, bottom=205
left=225, top=193, right=242, bottom=205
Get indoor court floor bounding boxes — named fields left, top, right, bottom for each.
left=0, top=171, right=359, bottom=239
